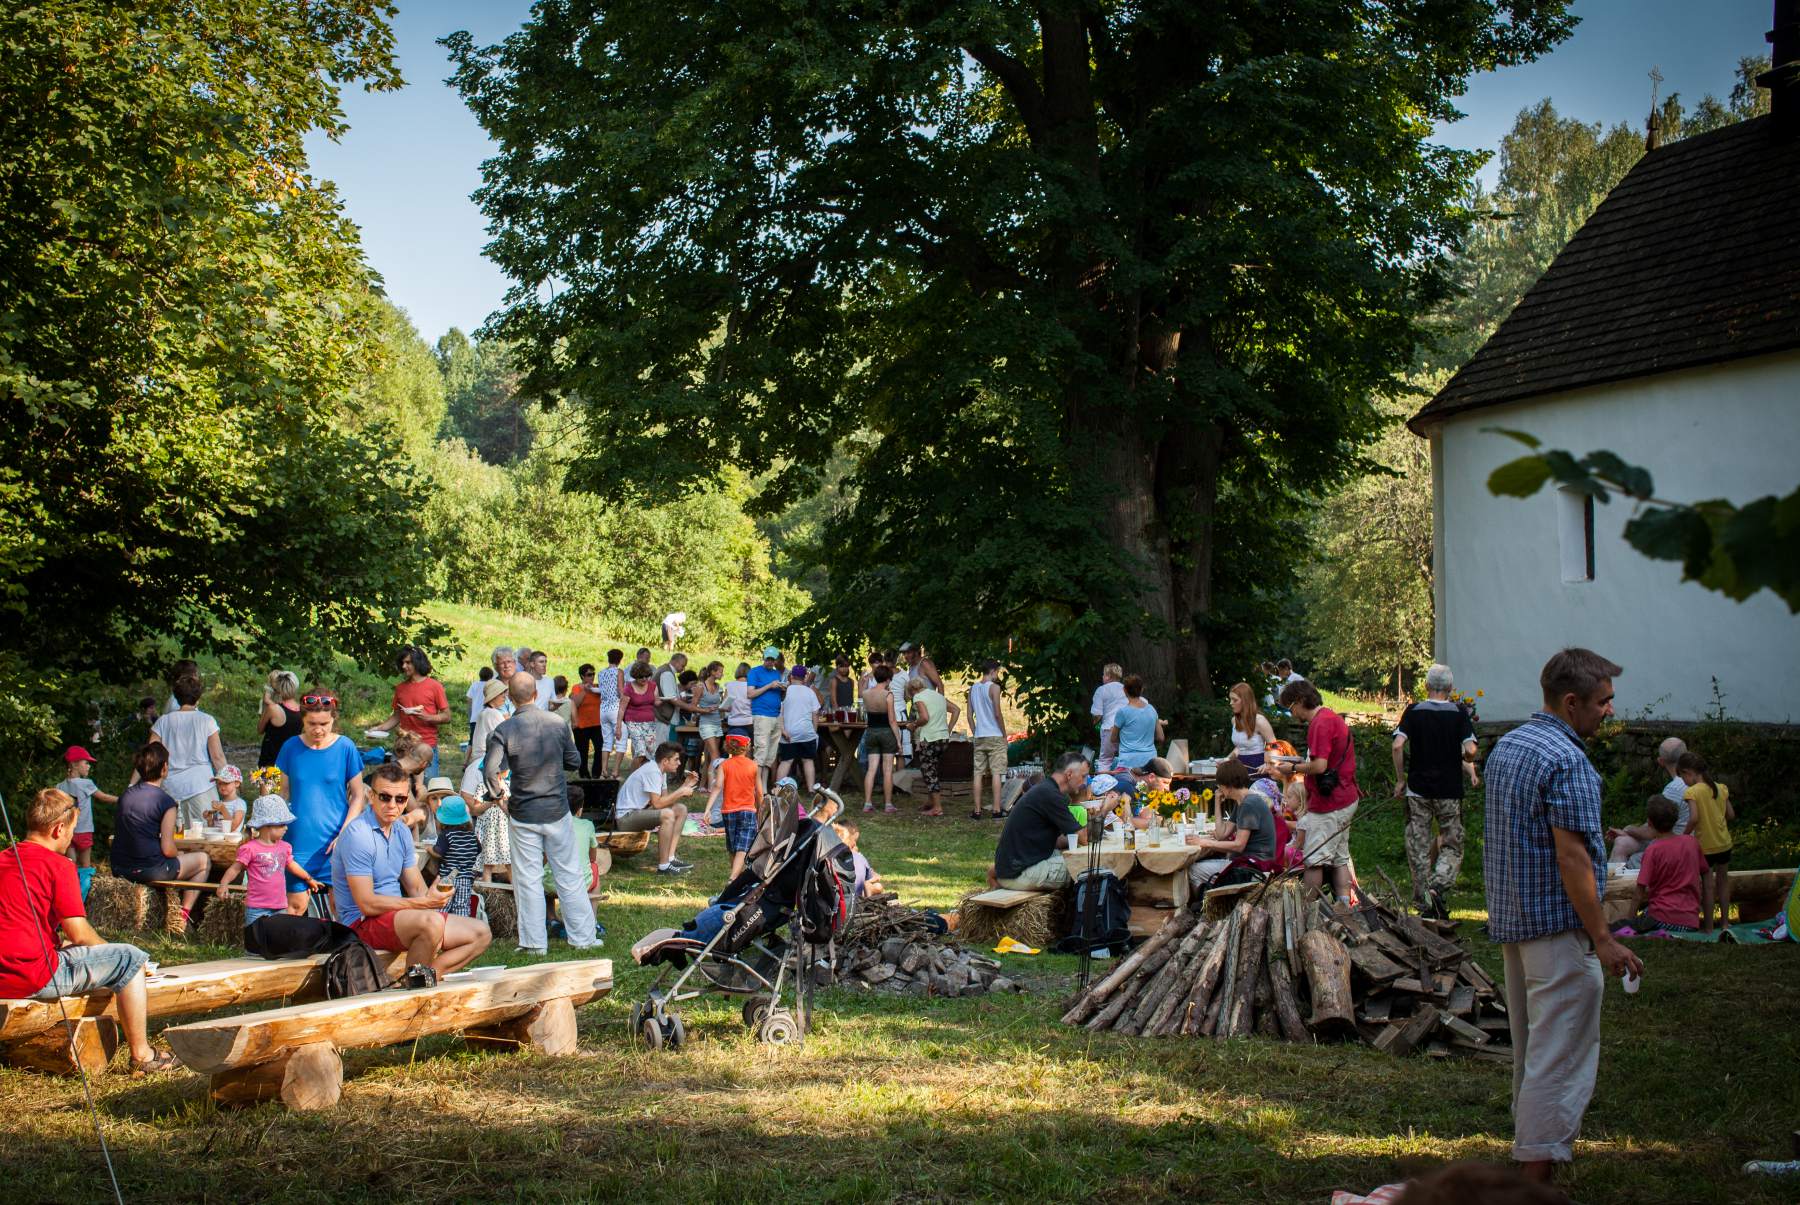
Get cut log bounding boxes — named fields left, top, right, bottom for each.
left=1121, top=925, right=1207, bottom=1035
left=466, top=996, right=580, bottom=1056
left=1177, top=918, right=1235, bottom=1037
left=1436, top=1010, right=1489, bottom=1045
left=1448, top=1038, right=1514, bottom=1063
left=1344, top=940, right=1408, bottom=985
left=1, top=1018, right=119, bottom=1076
left=1263, top=901, right=1310, bottom=1044
left=0, top=952, right=406, bottom=1043
left=163, top=960, right=611, bottom=1074
left=1370, top=1006, right=1439, bottom=1057
left=1224, top=904, right=1272, bottom=1038
left=1062, top=912, right=1194, bottom=1024
left=1299, top=929, right=1355, bottom=1034
left=1143, top=927, right=1216, bottom=1036
left=210, top=1041, right=342, bottom=1111
left=1388, top=913, right=1465, bottom=964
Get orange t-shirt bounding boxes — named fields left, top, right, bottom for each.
left=573, top=685, right=602, bottom=728
left=720, top=755, right=759, bottom=814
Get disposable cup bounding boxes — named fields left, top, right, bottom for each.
left=1622, top=970, right=1640, bottom=994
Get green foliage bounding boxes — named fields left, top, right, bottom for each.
left=435, top=328, right=535, bottom=465
left=446, top=0, right=1573, bottom=735
left=0, top=2, right=454, bottom=810
left=1302, top=409, right=1435, bottom=699
left=1485, top=432, right=1800, bottom=612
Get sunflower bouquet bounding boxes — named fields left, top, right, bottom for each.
left=248, top=766, right=282, bottom=796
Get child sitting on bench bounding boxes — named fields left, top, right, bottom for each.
left=425, top=794, right=483, bottom=918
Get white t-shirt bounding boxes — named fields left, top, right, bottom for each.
left=662, top=612, right=686, bottom=631
left=465, top=679, right=486, bottom=724
left=534, top=675, right=554, bottom=710
left=725, top=680, right=752, bottom=726
left=617, top=760, right=667, bottom=814
left=969, top=679, right=1004, bottom=739
left=1090, top=680, right=1127, bottom=726
left=781, top=684, right=821, bottom=742
left=152, top=709, right=220, bottom=800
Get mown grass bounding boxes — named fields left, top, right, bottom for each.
left=4, top=786, right=1796, bottom=1204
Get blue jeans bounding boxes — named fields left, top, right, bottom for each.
left=244, top=906, right=283, bottom=926
left=31, top=943, right=148, bottom=999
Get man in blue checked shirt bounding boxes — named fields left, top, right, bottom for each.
left=1484, top=648, right=1644, bottom=1186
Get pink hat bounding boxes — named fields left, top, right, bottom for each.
left=64, top=745, right=96, bottom=764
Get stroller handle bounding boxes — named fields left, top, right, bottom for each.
left=810, top=784, right=845, bottom=821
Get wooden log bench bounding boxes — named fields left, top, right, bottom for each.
left=0, top=951, right=406, bottom=1077
left=162, top=959, right=613, bottom=1111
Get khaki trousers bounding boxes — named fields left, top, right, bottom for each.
left=1503, top=929, right=1603, bottom=1164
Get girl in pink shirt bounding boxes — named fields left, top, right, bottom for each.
left=215, top=796, right=321, bottom=927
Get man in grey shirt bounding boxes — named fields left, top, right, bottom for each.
left=486, top=673, right=598, bottom=954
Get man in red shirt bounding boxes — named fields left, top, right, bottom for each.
left=371, top=645, right=451, bottom=778
left=0, top=788, right=177, bottom=1073
left=1280, top=678, right=1361, bottom=905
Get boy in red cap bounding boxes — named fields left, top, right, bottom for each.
left=57, top=746, right=117, bottom=899
left=719, top=733, right=760, bottom=880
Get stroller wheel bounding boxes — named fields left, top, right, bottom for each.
left=639, top=1014, right=665, bottom=1051
left=664, top=1013, right=686, bottom=1050
left=742, top=998, right=772, bottom=1030
left=759, top=1008, right=801, bottom=1047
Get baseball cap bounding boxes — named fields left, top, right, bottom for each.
left=64, top=745, right=96, bottom=764
left=725, top=734, right=751, bottom=750
left=213, top=765, right=243, bottom=785
left=897, top=641, right=914, bottom=652
left=762, top=646, right=781, bottom=661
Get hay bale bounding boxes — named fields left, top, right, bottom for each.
left=482, top=886, right=517, bottom=941
left=197, top=895, right=247, bottom=947
left=603, top=830, right=650, bottom=857
left=85, top=873, right=161, bottom=934
left=956, top=889, right=1063, bottom=949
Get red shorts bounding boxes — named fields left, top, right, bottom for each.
left=351, top=912, right=406, bottom=953
left=71, top=832, right=94, bottom=851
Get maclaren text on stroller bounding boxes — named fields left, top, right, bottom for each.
left=630, top=782, right=857, bottom=1048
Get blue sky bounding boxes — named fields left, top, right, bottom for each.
left=305, top=0, right=1777, bottom=345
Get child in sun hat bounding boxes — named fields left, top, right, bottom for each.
left=56, top=745, right=118, bottom=898
left=215, top=796, right=322, bottom=927
left=428, top=792, right=484, bottom=918
left=203, top=764, right=247, bottom=832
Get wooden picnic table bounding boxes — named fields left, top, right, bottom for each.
left=818, top=719, right=867, bottom=792
left=174, top=831, right=246, bottom=874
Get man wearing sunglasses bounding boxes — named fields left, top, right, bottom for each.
left=331, top=763, right=491, bottom=983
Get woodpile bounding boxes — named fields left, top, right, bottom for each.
left=1060, top=879, right=1514, bottom=1061
left=836, top=897, right=1021, bottom=998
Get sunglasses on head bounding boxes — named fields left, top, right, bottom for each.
left=374, top=790, right=410, bottom=804
left=301, top=693, right=338, bottom=709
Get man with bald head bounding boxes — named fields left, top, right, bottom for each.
left=1606, top=736, right=1695, bottom=865
left=485, top=672, right=598, bottom=954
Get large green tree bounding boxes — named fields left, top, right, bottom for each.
left=448, top=1, right=1572, bottom=729
left=0, top=2, right=445, bottom=793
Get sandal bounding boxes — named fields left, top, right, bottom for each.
left=883, top=805, right=899, bottom=814
left=130, top=1050, right=182, bottom=1077
left=969, top=810, right=983, bottom=820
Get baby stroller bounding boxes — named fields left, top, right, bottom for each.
left=630, top=782, right=855, bottom=1048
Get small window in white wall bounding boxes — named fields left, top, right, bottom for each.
left=1558, top=486, right=1595, bottom=583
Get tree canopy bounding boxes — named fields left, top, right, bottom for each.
left=449, top=0, right=1573, bottom=733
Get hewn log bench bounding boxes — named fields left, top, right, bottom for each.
left=162, top=959, right=613, bottom=1110
left=0, top=951, right=406, bottom=1076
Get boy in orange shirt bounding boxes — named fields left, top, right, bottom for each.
left=719, top=733, right=761, bottom=880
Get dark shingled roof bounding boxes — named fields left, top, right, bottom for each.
left=1411, top=115, right=1800, bottom=432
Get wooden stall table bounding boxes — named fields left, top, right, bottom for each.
left=173, top=829, right=245, bottom=875
left=818, top=719, right=867, bottom=792
left=1061, top=838, right=1204, bottom=921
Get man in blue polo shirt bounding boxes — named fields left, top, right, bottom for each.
left=746, top=646, right=788, bottom=785
left=332, top=763, right=491, bottom=985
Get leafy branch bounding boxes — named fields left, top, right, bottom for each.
left=1485, top=428, right=1800, bottom=613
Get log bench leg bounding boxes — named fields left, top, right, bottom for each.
left=464, top=996, right=579, bottom=1057
left=1, top=1017, right=120, bottom=1076
left=211, top=1041, right=342, bottom=1111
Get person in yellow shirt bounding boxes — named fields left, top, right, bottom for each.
left=1679, top=751, right=1736, bottom=934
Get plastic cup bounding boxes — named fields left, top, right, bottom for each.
left=1622, top=970, right=1640, bottom=994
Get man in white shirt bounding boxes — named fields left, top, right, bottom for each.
left=1090, top=663, right=1127, bottom=770
left=776, top=668, right=823, bottom=790
left=661, top=612, right=686, bottom=651
left=614, top=742, right=698, bottom=875
left=530, top=651, right=554, bottom=710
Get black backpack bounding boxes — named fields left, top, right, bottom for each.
left=323, top=939, right=396, bottom=999
left=1059, top=869, right=1132, bottom=954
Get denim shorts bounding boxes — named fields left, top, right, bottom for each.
left=244, top=906, right=284, bottom=926
left=722, top=809, right=758, bottom=854
left=32, top=942, right=149, bottom=1000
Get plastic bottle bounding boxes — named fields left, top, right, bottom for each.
left=1743, top=1160, right=1800, bottom=1177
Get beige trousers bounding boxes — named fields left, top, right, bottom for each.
left=1503, top=928, right=1604, bottom=1164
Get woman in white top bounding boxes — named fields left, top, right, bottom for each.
left=1227, top=681, right=1277, bottom=771
left=149, top=674, right=226, bottom=829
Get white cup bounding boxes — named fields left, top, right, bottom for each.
left=1622, top=970, right=1640, bottom=994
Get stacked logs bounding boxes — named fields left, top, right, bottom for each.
left=1061, top=879, right=1514, bottom=1060
left=836, top=897, right=1021, bottom=998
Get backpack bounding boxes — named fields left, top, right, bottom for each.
left=323, top=939, right=396, bottom=999
left=1059, top=869, right=1131, bottom=954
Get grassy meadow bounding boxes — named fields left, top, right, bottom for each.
left=7, top=602, right=1796, bottom=1202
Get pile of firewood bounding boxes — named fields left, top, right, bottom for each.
left=1060, top=879, right=1513, bottom=1060
left=835, top=896, right=1021, bottom=998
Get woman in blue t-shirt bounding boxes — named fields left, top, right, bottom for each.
left=274, top=692, right=368, bottom=912
left=1109, top=675, right=1165, bottom=772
